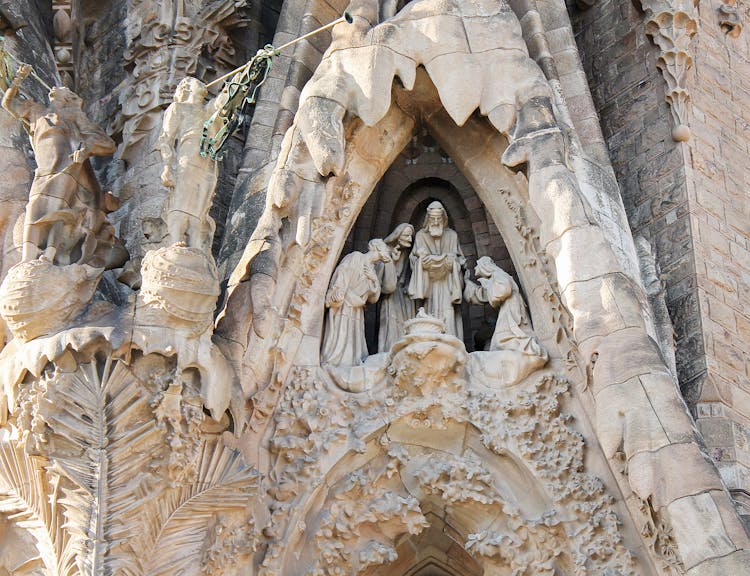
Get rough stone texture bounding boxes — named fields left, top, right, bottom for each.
left=1, top=0, right=750, bottom=574
left=570, top=0, right=703, bottom=401
left=570, top=0, right=750, bottom=520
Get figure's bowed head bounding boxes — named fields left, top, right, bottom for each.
left=368, top=238, right=393, bottom=264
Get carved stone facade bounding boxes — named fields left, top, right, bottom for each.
left=1, top=0, right=750, bottom=574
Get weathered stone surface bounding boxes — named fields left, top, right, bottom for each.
left=1, top=0, right=749, bottom=573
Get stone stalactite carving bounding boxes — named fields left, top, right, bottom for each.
left=640, top=0, right=698, bottom=141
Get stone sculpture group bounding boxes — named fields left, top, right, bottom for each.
left=321, top=199, right=548, bottom=392
left=1, top=0, right=748, bottom=574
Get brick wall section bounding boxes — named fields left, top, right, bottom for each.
left=687, top=1, right=750, bottom=492
left=569, top=1, right=706, bottom=404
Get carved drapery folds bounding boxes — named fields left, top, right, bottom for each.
left=640, top=0, right=698, bottom=141
left=319, top=204, right=547, bottom=394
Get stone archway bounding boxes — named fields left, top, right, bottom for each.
left=264, top=360, right=638, bottom=576
left=218, top=2, right=750, bottom=572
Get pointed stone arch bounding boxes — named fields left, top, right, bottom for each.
left=218, top=2, right=750, bottom=572
left=263, top=362, right=640, bottom=575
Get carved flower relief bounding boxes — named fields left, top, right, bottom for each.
left=413, top=451, right=501, bottom=506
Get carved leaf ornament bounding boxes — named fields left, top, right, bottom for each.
left=1, top=356, right=260, bottom=575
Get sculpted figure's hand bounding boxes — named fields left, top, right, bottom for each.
left=70, top=147, right=88, bottom=164
left=160, top=165, right=174, bottom=189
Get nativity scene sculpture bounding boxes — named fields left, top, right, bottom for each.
left=408, top=201, right=465, bottom=338
left=321, top=238, right=392, bottom=367
left=377, top=222, right=414, bottom=351
left=0, top=2, right=747, bottom=574
left=464, top=256, right=548, bottom=387
left=320, top=204, right=548, bottom=393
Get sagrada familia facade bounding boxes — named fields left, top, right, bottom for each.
left=0, top=0, right=749, bottom=574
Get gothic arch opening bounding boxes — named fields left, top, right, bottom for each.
left=339, top=135, right=520, bottom=353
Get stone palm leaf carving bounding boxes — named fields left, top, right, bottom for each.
left=135, top=441, right=260, bottom=576
left=0, top=441, right=78, bottom=575
left=2, top=355, right=259, bottom=575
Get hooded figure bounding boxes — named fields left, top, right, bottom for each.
left=322, top=239, right=392, bottom=366
left=464, top=256, right=548, bottom=386
left=377, top=223, right=415, bottom=351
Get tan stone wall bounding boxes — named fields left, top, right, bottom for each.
left=688, top=0, right=750, bottom=494
left=573, top=0, right=750, bottom=500
left=569, top=1, right=704, bottom=399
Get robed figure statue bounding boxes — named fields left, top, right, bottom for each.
left=408, top=201, right=465, bottom=337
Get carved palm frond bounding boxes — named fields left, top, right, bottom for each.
left=0, top=439, right=77, bottom=576
left=39, top=356, right=166, bottom=575
left=137, top=439, right=260, bottom=576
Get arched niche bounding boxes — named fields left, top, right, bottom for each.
left=339, top=140, right=521, bottom=352
left=272, top=417, right=597, bottom=576
left=291, top=72, right=563, bottom=363
left=224, top=3, right=750, bottom=572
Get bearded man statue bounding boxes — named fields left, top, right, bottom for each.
left=408, top=201, right=465, bottom=337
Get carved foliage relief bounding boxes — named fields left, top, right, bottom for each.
left=260, top=358, right=637, bottom=575
left=0, top=352, right=259, bottom=575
